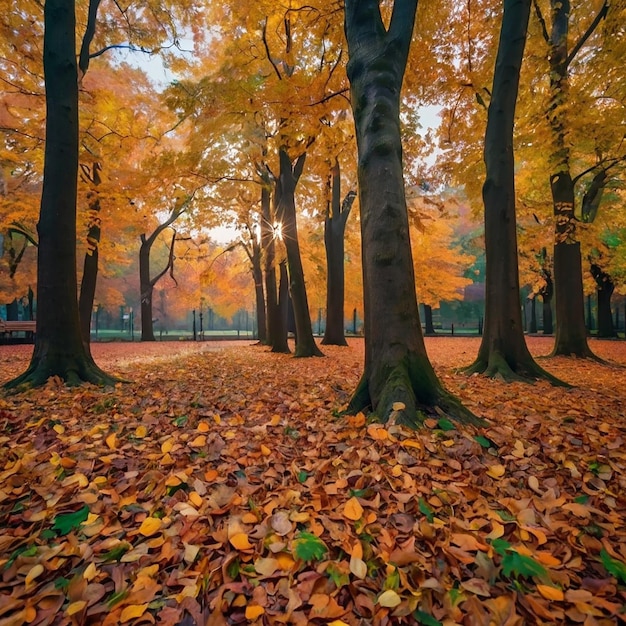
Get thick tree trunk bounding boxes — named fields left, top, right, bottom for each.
left=591, top=264, right=616, bottom=338
left=423, top=304, right=435, bottom=335
left=277, top=148, right=323, bottom=357
left=547, top=0, right=597, bottom=358
left=464, top=0, right=561, bottom=384
left=550, top=174, right=594, bottom=355
left=322, top=161, right=355, bottom=346
left=344, top=0, right=478, bottom=426
left=5, top=0, right=115, bottom=388
left=139, top=237, right=156, bottom=342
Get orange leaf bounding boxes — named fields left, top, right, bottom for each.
left=230, top=532, right=252, bottom=550
left=245, top=605, right=265, bottom=620
left=536, top=584, right=564, bottom=601
left=138, top=517, right=162, bottom=537
left=105, top=433, right=117, bottom=450
left=343, top=497, right=364, bottom=521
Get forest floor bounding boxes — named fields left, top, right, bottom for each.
left=0, top=337, right=625, bottom=625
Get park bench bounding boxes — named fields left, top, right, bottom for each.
left=0, top=319, right=36, bottom=337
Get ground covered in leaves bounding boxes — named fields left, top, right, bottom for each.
left=0, top=337, right=625, bottom=625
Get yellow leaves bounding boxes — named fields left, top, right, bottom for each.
left=378, top=589, right=402, bottom=608
left=343, top=497, right=364, bottom=521
left=105, top=432, right=117, bottom=450
left=260, top=444, right=271, bottom=456
left=83, top=562, right=98, bottom=581
left=138, top=517, right=162, bottom=537
left=66, top=600, right=87, bottom=616
left=161, top=438, right=174, bottom=454
left=197, top=421, right=210, bottom=432
left=25, top=564, right=44, bottom=586
left=135, top=425, right=148, bottom=438
left=188, top=491, right=203, bottom=508
left=486, top=464, right=506, bottom=479
left=229, top=533, right=253, bottom=550
left=120, top=603, right=149, bottom=622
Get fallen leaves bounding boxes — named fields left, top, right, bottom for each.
left=0, top=337, right=625, bottom=625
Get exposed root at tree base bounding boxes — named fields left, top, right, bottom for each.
left=347, top=360, right=485, bottom=429
left=464, top=353, right=569, bottom=387
left=545, top=348, right=610, bottom=366
left=3, top=358, right=121, bottom=392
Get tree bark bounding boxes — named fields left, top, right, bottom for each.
left=322, top=160, right=355, bottom=346
left=547, top=0, right=597, bottom=358
left=464, top=0, right=562, bottom=384
left=78, top=164, right=102, bottom=346
left=590, top=264, right=616, bottom=338
left=529, top=297, right=537, bottom=334
left=251, top=239, right=266, bottom=343
left=344, top=0, right=478, bottom=426
left=4, top=0, right=116, bottom=388
left=277, top=148, right=323, bottom=357
left=272, top=260, right=290, bottom=353
left=140, top=227, right=177, bottom=342
left=423, top=304, right=435, bottom=335
left=540, top=263, right=554, bottom=334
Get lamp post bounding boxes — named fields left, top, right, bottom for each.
left=192, top=309, right=197, bottom=341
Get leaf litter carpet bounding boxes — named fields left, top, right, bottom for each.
left=0, top=337, right=625, bottom=625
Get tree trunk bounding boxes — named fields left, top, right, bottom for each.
left=529, top=297, right=537, bottom=334
left=547, top=0, right=597, bottom=358
left=277, top=148, right=323, bottom=357
left=550, top=174, right=594, bottom=355
left=260, top=176, right=280, bottom=348
left=322, top=160, right=355, bottom=346
left=5, top=0, right=115, bottom=388
left=139, top=236, right=156, bottom=342
left=344, top=0, right=478, bottom=426
left=251, top=240, right=266, bottom=343
left=591, top=264, right=616, bottom=338
left=423, top=304, right=435, bottom=335
left=271, top=260, right=290, bottom=353
left=78, top=165, right=102, bottom=346
left=540, top=267, right=554, bottom=334
left=464, top=0, right=561, bottom=384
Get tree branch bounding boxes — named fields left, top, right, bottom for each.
left=78, top=0, right=102, bottom=79
left=532, top=0, right=550, bottom=43
left=566, top=0, right=608, bottom=67
left=262, top=18, right=283, bottom=81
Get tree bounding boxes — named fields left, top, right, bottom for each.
left=5, top=0, right=116, bottom=388
left=344, top=0, right=477, bottom=426
left=139, top=197, right=190, bottom=342
left=534, top=0, right=610, bottom=357
left=322, top=160, right=356, bottom=346
left=276, top=148, right=324, bottom=357
left=464, top=0, right=561, bottom=383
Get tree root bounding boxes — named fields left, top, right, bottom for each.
left=464, top=351, right=569, bottom=387
left=3, top=355, right=122, bottom=392
left=347, top=358, right=485, bottom=429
